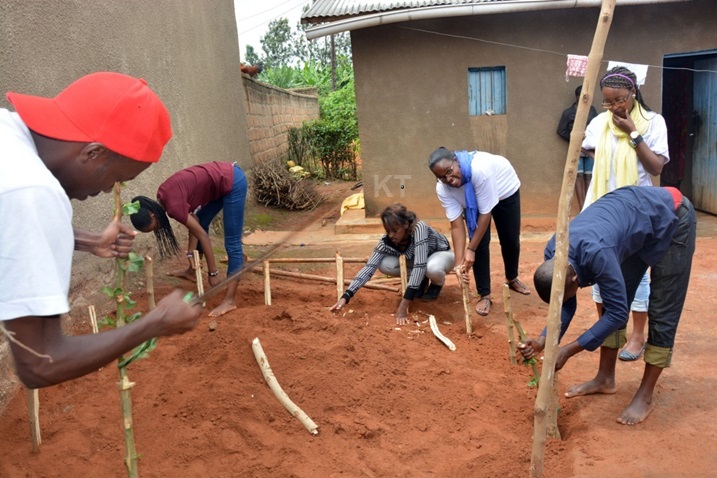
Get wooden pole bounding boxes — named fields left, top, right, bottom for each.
left=113, top=183, right=139, bottom=478
left=266, top=257, right=367, bottom=263
left=503, top=284, right=518, bottom=365
left=192, top=250, right=205, bottom=305
left=88, top=305, right=99, bottom=334
left=251, top=268, right=399, bottom=292
left=263, top=261, right=272, bottom=306
left=399, top=255, right=408, bottom=295
left=512, top=316, right=540, bottom=385
left=457, top=267, right=473, bottom=335
left=144, top=256, right=156, bottom=311
left=335, top=251, right=344, bottom=301
left=530, top=2, right=615, bottom=476
left=27, top=389, right=40, bottom=452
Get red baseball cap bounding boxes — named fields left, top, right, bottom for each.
left=6, top=72, right=172, bottom=163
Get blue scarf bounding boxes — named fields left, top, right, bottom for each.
left=454, top=150, right=478, bottom=239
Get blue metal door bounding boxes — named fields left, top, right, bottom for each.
left=692, top=56, right=717, bottom=213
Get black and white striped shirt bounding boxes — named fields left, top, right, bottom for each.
left=344, top=221, right=450, bottom=301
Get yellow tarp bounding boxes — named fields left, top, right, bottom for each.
left=340, top=191, right=365, bottom=216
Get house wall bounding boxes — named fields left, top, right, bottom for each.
left=0, top=0, right=251, bottom=301
left=352, top=0, right=714, bottom=221
left=242, top=78, right=320, bottom=164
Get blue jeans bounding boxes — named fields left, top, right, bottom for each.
left=195, top=165, right=247, bottom=275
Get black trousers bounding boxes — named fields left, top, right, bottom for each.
left=472, top=189, right=522, bottom=297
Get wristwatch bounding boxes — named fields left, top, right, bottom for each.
left=629, top=130, right=644, bottom=148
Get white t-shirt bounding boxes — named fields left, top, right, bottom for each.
left=435, top=151, right=521, bottom=222
left=0, top=109, right=74, bottom=321
left=582, top=110, right=669, bottom=210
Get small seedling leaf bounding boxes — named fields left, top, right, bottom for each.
left=123, top=200, right=140, bottom=216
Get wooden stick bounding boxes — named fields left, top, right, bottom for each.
left=251, top=338, right=319, bottom=435
left=335, top=251, right=344, bottom=301
left=530, top=2, right=614, bottom=475
left=113, top=182, right=139, bottom=478
left=263, top=261, right=272, bottom=306
left=192, top=250, right=205, bottom=304
left=512, top=315, right=540, bottom=384
left=367, top=277, right=402, bottom=284
left=144, top=256, right=156, bottom=311
left=27, top=389, right=40, bottom=453
left=503, top=284, right=517, bottom=365
left=457, top=267, right=473, bottom=335
left=428, top=315, right=456, bottom=351
left=399, top=255, right=408, bottom=295
left=266, top=257, right=367, bottom=263
left=251, top=268, right=399, bottom=292
left=88, top=305, right=99, bottom=334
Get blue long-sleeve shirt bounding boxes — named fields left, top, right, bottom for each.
left=544, top=186, right=679, bottom=351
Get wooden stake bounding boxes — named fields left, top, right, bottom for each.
left=399, top=255, right=408, bottom=295
left=144, top=256, right=156, bottom=311
left=27, top=389, right=40, bottom=453
left=530, top=2, right=615, bottom=476
left=503, top=284, right=518, bottom=365
left=88, top=305, right=99, bottom=334
left=263, top=261, right=272, bottom=306
left=512, top=315, right=540, bottom=385
left=113, top=182, right=139, bottom=478
left=455, top=266, right=473, bottom=335
left=192, top=250, right=205, bottom=305
left=335, top=251, right=344, bottom=301
left=251, top=338, right=319, bottom=435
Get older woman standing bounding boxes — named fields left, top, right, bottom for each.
left=581, top=66, right=669, bottom=362
left=428, top=147, right=530, bottom=317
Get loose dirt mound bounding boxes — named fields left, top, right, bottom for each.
left=2, top=238, right=717, bottom=477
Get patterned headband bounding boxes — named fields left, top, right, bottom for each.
left=601, top=73, right=635, bottom=88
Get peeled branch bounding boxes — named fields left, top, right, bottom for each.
left=428, top=315, right=456, bottom=351
left=251, top=338, right=319, bottom=435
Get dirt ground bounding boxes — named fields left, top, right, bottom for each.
left=1, top=184, right=716, bottom=477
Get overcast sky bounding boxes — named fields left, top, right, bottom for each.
left=234, top=0, right=310, bottom=60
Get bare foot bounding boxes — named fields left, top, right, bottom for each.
left=208, top=302, right=237, bottom=317
left=617, top=397, right=656, bottom=425
left=565, top=378, right=617, bottom=398
left=167, top=268, right=196, bottom=282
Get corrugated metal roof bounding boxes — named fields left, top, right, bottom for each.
left=302, top=0, right=507, bottom=22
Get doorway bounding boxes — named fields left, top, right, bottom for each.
left=662, top=50, right=717, bottom=214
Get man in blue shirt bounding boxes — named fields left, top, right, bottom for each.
left=519, top=186, right=696, bottom=425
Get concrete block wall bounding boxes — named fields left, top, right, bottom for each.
left=242, top=76, right=320, bottom=164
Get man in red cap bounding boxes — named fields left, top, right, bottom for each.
left=0, top=72, right=203, bottom=388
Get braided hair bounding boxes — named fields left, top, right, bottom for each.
left=130, top=196, right=181, bottom=259
left=599, top=66, right=652, bottom=115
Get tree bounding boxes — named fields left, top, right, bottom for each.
left=260, top=18, right=296, bottom=69
left=244, top=44, right=260, bottom=66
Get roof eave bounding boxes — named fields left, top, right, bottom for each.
left=304, top=0, right=691, bottom=40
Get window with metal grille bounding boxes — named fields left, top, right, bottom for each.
left=468, top=67, right=506, bottom=116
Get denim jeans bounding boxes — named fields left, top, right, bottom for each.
left=195, top=165, right=247, bottom=275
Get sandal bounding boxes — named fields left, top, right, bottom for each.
left=475, top=296, right=492, bottom=316
left=506, top=278, right=531, bottom=296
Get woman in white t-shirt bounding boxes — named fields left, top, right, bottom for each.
left=581, top=66, right=669, bottom=362
left=429, top=147, right=530, bottom=317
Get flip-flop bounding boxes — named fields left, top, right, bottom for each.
left=475, top=296, right=492, bottom=316
left=506, top=278, right=531, bottom=295
left=618, top=342, right=646, bottom=361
